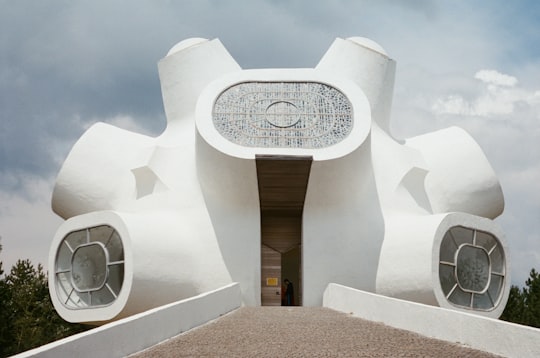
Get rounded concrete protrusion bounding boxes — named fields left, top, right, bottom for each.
left=347, top=36, right=388, bottom=56
left=166, top=38, right=209, bottom=56
left=158, top=38, right=242, bottom=122
left=317, top=37, right=396, bottom=134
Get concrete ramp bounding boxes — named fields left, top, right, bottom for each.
left=16, top=283, right=540, bottom=357
left=131, top=306, right=498, bottom=357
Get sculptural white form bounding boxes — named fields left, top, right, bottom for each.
left=49, top=37, right=509, bottom=324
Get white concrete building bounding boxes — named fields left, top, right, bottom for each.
left=48, top=37, right=509, bottom=324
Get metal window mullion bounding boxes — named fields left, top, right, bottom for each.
left=446, top=283, right=459, bottom=299
left=105, top=283, right=118, bottom=299
left=65, top=288, right=75, bottom=305
left=487, top=290, right=495, bottom=306
left=488, top=243, right=498, bottom=255
left=448, top=230, right=459, bottom=250
left=104, top=229, right=115, bottom=248
left=439, top=261, right=455, bottom=267
left=108, top=260, right=124, bottom=266
left=64, top=241, right=75, bottom=253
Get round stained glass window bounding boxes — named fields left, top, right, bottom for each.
left=54, top=225, right=125, bottom=309
left=439, top=226, right=505, bottom=311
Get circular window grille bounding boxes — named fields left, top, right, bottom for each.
left=439, top=226, right=505, bottom=311
left=54, top=225, right=124, bottom=309
left=212, top=82, right=353, bottom=148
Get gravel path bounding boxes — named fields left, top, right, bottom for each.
left=131, top=307, right=501, bottom=357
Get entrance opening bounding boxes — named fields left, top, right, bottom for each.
left=256, top=155, right=312, bottom=306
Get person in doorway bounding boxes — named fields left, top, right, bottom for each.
left=284, top=279, right=294, bottom=306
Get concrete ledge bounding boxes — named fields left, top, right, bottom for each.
left=323, top=283, right=540, bottom=358
left=15, top=283, right=241, bottom=358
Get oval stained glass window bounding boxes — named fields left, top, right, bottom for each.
left=212, top=82, right=353, bottom=148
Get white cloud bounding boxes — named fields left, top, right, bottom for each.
left=105, top=114, right=159, bottom=136
left=431, top=95, right=473, bottom=116
left=432, top=70, right=540, bottom=117
left=0, top=177, right=62, bottom=273
left=474, top=69, right=518, bottom=87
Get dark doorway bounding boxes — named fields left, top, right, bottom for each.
left=256, top=155, right=312, bottom=306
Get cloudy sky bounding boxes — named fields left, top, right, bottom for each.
left=1, top=1, right=538, bottom=287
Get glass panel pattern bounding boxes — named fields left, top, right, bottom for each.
left=438, top=226, right=505, bottom=311
left=54, top=225, right=125, bottom=309
left=439, top=263, right=456, bottom=294
left=213, top=82, right=353, bottom=148
left=449, top=288, right=472, bottom=307
left=455, top=245, right=490, bottom=293
left=439, top=232, right=457, bottom=263
left=71, top=243, right=108, bottom=292
left=473, top=292, right=494, bottom=310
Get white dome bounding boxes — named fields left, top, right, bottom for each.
left=347, top=37, right=388, bottom=56
left=166, top=37, right=208, bottom=56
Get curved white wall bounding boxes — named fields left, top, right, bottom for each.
left=195, top=133, right=261, bottom=305
left=405, top=126, right=504, bottom=218
left=303, top=138, right=385, bottom=305
left=49, top=210, right=232, bottom=323
left=375, top=212, right=510, bottom=318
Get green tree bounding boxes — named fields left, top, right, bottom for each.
left=0, top=259, right=89, bottom=357
left=0, top=259, right=10, bottom=355
left=523, top=268, right=540, bottom=327
left=501, top=268, right=540, bottom=328
left=0, top=242, right=11, bottom=354
left=500, top=285, right=525, bottom=324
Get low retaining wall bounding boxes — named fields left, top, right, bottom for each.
left=14, top=283, right=241, bottom=358
left=323, top=283, right=540, bottom=358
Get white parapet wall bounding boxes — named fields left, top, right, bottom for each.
left=14, top=283, right=241, bottom=358
left=323, top=283, right=540, bottom=358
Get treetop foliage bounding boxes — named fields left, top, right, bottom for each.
left=0, top=258, right=89, bottom=357
left=500, top=268, right=540, bottom=328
